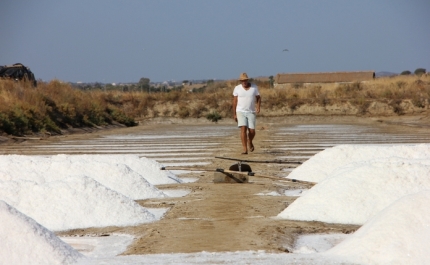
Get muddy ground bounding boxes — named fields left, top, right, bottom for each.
left=3, top=114, right=430, bottom=254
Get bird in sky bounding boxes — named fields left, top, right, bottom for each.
left=283, top=49, right=289, bottom=51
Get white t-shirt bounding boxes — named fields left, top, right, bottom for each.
left=233, top=83, right=260, bottom=112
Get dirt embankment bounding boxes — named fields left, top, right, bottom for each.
left=138, top=97, right=430, bottom=125
left=261, top=99, right=429, bottom=116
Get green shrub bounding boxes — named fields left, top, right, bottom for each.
left=206, top=111, right=222, bottom=123
left=0, top=113, right=14, bottom=135
left=108, top=108, right=137, bottom=126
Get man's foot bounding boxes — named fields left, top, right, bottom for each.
left=249, top=143, right=254, bottom=152
left=241, top=152, right=248, bottom=155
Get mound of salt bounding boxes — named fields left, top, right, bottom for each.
left=278, top=158, right=430, bottom=225
left=0, top=200, right=85, bottom=265
left=0, top=176, right=156, bottom=231
left=61, top=154, right=182, bottom=185
left=0, top=154, right=166, bottom=200
left=325, top=191, right=430, bottom=265
left=287, top=144, right=430, bottom=183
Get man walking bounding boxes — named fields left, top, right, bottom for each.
left=232, top=73, right=261, bottom=154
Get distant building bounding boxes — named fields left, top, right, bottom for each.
left=274, top=71, right=375, bottom=88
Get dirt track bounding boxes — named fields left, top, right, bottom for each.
left=3, top=115, right=430, bottom=254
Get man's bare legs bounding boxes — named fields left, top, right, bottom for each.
left=240, top=127, right=256, bottom=154
left=240, top=126, right=248, bottom=154
left=248, top=128, right=255, bottom=152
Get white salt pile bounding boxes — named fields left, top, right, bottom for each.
left=278, top=157, right=430, bottom=224
left=325, top=191, right=430, bottom=265
left=275, top=144, right=430, bottom=264
left=0, top=176, right=156, bottom=231
left=0, top=154, right=169, bottom=200
left=58, top=154, right=182, bottom=185
left=0, top=200, right=85, bottom=265
left=288, top=144, right=430, bottom=183
left=0, top=154, right=178, bottom=231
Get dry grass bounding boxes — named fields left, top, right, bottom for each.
left=0, top=80, right=136, bottom=136
left=264, top=75, right=430, bottom=109
left=1, top=75, right=429, bottom=136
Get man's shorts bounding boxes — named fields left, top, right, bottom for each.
left=236, top=111, right=256, bottom=129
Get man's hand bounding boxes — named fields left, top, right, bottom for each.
left=256, top=95, right=261, bottom=114
left=233, top=96, right=238, bottom=122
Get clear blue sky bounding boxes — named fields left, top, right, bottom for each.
left=1, top=0, right=429, bottom=83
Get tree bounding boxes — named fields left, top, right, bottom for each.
left=138, top=77, right=150, bottom=92
left=139, top=77, right=150, bottom=85
left=94, top=82, right=103, bottom=90
left=414, top=68, right=426, bottom=76
left=269, top=75, right=274, bottom=88
left=400, top=70, right=411, bottom=75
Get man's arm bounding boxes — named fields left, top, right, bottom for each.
left=232, top=96, right=238, bottom=121
left=255, top=95, right=261, bottom=114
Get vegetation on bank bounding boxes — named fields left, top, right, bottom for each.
left=0, top=80, right=136, bottom=136
left=0, top=74, right=429, bottom=136
left=267, top=75, right=430, bottom=114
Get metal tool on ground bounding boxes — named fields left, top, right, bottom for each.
left=159, top=165, right=251, bottom=183
left=160, top=167, right=316, bottom=185
left=214, top=156, right=303, bottom=165
left=212, top=156, right=307, bottom=184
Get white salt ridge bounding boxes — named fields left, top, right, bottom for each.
left=0, top=176, right=156, bottom=231
left=62, top=154, right=183, bottom=185
left=0, top=200, right=85, bottom=265
left=325, top=191, right=430, bottom=265
left=278, top=157, right=430, bottom=225
left=289, top=144, right=430, bottom=183
left=0, top=154, right=166, bottom=200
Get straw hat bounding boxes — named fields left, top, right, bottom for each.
left=239, top=72, right=249, bottom=81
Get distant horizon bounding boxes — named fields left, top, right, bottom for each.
left=42, top=69, right=405, bottom=84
